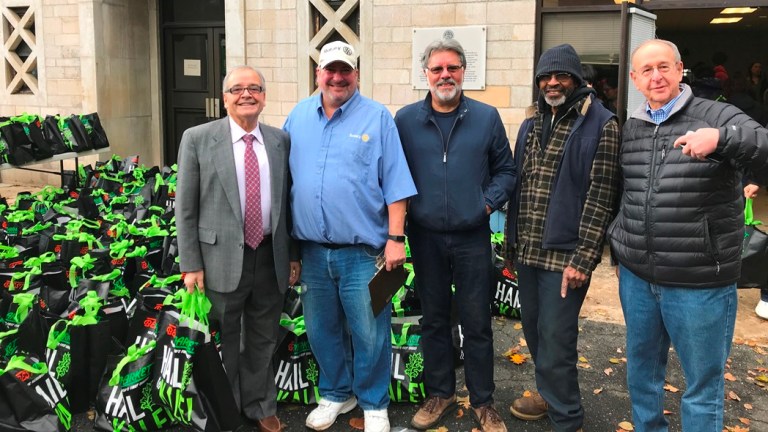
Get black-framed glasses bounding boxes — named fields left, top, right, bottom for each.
left=226, top=84, right=264, bottom=96
left=427, top=65, right=464, bottom=75
left=537, top=72, right=572, bottom=83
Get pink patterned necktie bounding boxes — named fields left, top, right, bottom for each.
left=242, top=134, right=263, bottom=249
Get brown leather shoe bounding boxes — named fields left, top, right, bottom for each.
left=472, top=405, right=507, bottom=432
left=410, top=395, right=457, bottom=429
left=256, top=415, right=284, bottom=432
left=509, top=391, right=548, bottom=421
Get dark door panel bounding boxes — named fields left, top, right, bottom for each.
left=161, top=0, right=225, bottom=164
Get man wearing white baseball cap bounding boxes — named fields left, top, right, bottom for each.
left=284, top=40, right=416, bottom=432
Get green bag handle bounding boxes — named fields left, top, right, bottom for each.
left=279, top=314, right=306, bottom=337
left=92, top=269, right=129, bottom=298
left=108, top=341, right=157, bottom=386
left=745, top=198, right=762, bottom=226
left=109, top=239, right=134, bottom=260
left=107, top=219, right=130, bottom=240
left=10, top=113, right=40, bottom=124
left=21, top=221, right=53, bottom=235
left=491, top=232, right=505, bottom=245
left=403, top=263, right=415, bottom=286
left=125, top=245, right=147, bottom=258
left=391, top=287, right=405, bottom=318
left=391, top=322, right=412, bottom=347
left=178, top=289, right=211, bottom=328
left=69, top=254, right=97, bottom=288
left=0, top=355, right=48, bottom=376
left=10, top=267, right=41, bottom=292
left=153, top=173, right=166, bottom=193
left=23, top=252, right=57, bottom=269
left=10, top=293, right=36, bottom=324
left=46, top=320, right=71, bottom=350
left=71, top=291, right=103, bottom=326
left=6, top=210, right=35, bottom=223
left=0, top=245, right=19, bottom=259
left=35, top=185, right=64, bottom=202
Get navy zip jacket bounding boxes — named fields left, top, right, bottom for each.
left=395, top=93, right=516, bottom=232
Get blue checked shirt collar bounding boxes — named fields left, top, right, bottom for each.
left=646, top=85, right=686, bottom=124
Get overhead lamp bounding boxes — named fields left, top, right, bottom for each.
left=721, top=7, right=757, bottom=14
left=710, top=17, right=743, bottom=24
left=612, top=0, right=637, bottom=4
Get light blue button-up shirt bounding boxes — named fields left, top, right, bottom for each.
left=646, top=85, right=686, bottom=124
left=284, top=91, right=417, bottom=248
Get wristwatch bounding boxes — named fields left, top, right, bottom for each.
left=387, top=234, right=406, bottom=243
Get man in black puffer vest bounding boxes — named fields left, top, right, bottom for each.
left=504, top=44, right=620, bottom=432
left=610, top=39, right=768, bottom=432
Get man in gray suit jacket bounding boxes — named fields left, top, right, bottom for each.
left=176, top=65, right=300, bottom=432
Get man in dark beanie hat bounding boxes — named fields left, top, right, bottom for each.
left=503, top=43, right=620, bottom=432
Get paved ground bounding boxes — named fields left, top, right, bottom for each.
left=69, top=318, right=768, bottom=431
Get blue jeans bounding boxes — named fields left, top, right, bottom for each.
left=762, top=287, right=768, bottom=302
left=515, top=262, right=588, bottom=432
left=618, top=265, right=737, bottom=432
left=408, top=224, right=495, bottom=407
left=300, top=242, right=391, bottom=411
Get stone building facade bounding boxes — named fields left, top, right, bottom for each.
left=1, top=0, right=536, bottom=186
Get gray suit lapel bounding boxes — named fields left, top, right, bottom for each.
left=212, top=119, right=243, bottom=225
left=261, top=125, right=284, bottom=226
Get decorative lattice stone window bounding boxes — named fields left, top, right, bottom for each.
left=2, top=4, right=38, bottom=95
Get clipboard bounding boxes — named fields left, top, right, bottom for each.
left=368, top=265, right=408, bottom=317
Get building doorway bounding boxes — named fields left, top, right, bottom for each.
left=160, top=0, right=226, bottom=164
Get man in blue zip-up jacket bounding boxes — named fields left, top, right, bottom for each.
left=395, top=38, right=515, bottom=432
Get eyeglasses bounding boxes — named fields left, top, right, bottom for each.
left=225, top=84, right=264, bottom=96
left=427, top=65, right=464, bottom=75
left=636, top=63, right=678, bottom=78
left=537, top=72, right=572, bottom=83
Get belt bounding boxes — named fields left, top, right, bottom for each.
left=316, top=242, right=355, bottom=250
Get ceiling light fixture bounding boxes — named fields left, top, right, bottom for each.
left=721, top=7, right=757, bottom=14
left=710, top=17, right=743, bottom=24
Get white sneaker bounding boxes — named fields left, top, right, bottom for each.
left=756, top=300, right=768, bottom=320
left=305, top=397, right=358, bottom=431
left=364, top=409, right=390, bottom=432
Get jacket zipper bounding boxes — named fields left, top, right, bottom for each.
left=645, top=124, right=660, bottom=277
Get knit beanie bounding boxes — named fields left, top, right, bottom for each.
left=535, top=44, right=583, bottom=85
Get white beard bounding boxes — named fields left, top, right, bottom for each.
left=545, top=94, right=566, bottom=106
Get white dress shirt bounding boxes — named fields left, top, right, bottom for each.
left=229, top=117, right=271, bottom=236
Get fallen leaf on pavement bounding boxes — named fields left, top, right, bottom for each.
left=618, top=420, right=634, bottom=430
left=727, top=391, right=741, bottom=401
left=593, top=387, right=603, bottom=395
left=663, top=410, right=673, bottom=415
left=523, top=390, right=533, bottom=397
left=744, top=403, right=753, bottom=410
left=509, top=353, right=527, bottom=365
left=755, top=374, right=768, bottom=383
left=503, top=346, right=521, bottom=357
left=519, top=337, right=527, bottom=347
left=663, top=383, right=679, bottom=393
left=609, top=357, right=622, bottom=364
left=513, top=322, right=523, bottom=330
left=457, top=395, right=471, bottom=409
left=577, top=362, right=592, bottom=369
left=579, top=356, right=589, bottom=363
left=604, top=367, right=614, bottom=376
left=739, top=417, right=751, bottom=425
left=456, top=408, right=464, bottom=419
left=349, top=417, right=364, bottom=430
left=724, top=425, right=749, bottom=432
left=724, top=372, right=737, bottom=382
